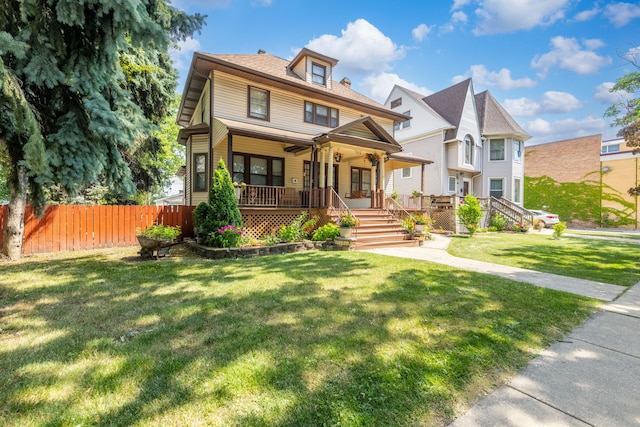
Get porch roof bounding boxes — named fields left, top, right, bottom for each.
left=386, top=152, right=433, bottom=169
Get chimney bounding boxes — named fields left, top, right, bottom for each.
left=257, top=49, right=266, bottom=54
left=340, top=77, right=351, bottom=87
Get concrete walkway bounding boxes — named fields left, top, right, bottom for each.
left=364, top=234, right=640, bottom=426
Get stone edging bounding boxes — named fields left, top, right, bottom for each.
left=186, top=238, right=355, bottom=259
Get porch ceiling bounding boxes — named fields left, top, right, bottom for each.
left=386, top=152, right=433, bottom=169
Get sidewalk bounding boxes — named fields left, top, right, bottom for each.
left=365, top=235, right=640, bottom=426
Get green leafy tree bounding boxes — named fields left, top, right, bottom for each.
left=0, top=1, right=204, bottom=259
left=605, top=56, right=640, bottom=195
left=457, top=193, right=482, bottom=236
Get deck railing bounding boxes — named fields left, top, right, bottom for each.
left=238, top=185, right=304, bottom=208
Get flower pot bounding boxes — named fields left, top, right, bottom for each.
left=414, top=224, right=425, bottom=232
left=339, top=227, right=352, bottom=238
left=235, top=188, right=241, bottom=201
left=370, top=160, right=378, bottom=167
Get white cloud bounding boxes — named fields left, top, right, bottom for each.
left=573, top=6, right=600, bottom=22
left=362, top=73, right=432, bottom=104
left=504, top=91, right=581, bottom=116
left=452, top=11, right=468, bottom=24
left=594, top=82, right=632, bottom=104
left=524, top=115, right=610, bottom=144
left=305, top=19, right=405, bottom=74
left=412, top=24, right=434, bottom=42
left=169, top=37, right=201, bottom=70
left=453, top=64, right=537, bottom=90
left=531, top=36, right=612, bottom=76
left=584, top=38, right=605, bottom=50
left=451, top=0, right=471, bottom=10
left=624, top=46, right=640, bottom=63
left=473, top=0, right=569, bottom=35
left=604, top=2, right=640, bottom=27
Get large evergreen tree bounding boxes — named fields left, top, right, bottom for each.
left=0, top=1, right=204, bottom=259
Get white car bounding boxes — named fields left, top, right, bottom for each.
left=529, top=209, right=559, bottom=228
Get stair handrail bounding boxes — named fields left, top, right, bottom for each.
left=490, top=197, right=534, bottom=225
left=385, top=196, right=418, bottom=225
left=328, top=188, right=358, bottom=236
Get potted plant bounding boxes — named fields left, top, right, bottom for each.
left=364, top=153, right=381, bottom=166
left=413, top=213, right=432, bottom=232
left=513, top=222, right=529, bottom=233
left=337, top=212, right=360, bottom=238
left=233, top=181, right=246, bottom=200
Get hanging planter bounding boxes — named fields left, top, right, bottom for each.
left=364, top=153, right=381, bottom=166
left=334, top=152, right=343, bottom=163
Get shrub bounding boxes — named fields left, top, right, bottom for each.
left=262, top=233, right=281, bottom=246
left=413, top=212, right=432, bottom=227
left=490, top=213, right=507, bottom=231
left=457, top=193, right=482, bottom=236
left=208, top=159, right=242, bottom=232
left=312, top=223, right=340, bottom=241
left=215, top=225, right=243, bottom=248
left=277, top=211, right=319, bottom=242
left=402, top=218, right=415, bottom=233
left=552, top=221, right=567, bottom=239
left=193, top=202, right=213, bottom=238
left=488, top=226, right=498, bottom=232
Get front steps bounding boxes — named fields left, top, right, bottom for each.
left=330, top=209, right=419, bottom=250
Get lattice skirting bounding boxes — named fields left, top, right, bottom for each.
left=430, top=209, right=456, bottom=231
left=240, top=209, right=332, bottom=240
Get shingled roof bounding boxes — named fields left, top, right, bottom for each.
left=421, top=78, right=473, bottom=141
left=177, top=50, right=408, bottom=126
left=475, top=90, right=531, bottom=141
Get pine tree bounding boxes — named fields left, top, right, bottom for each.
left=0, top=1, right=205, bottom=259
left=208, top=159, right=243, bottom=234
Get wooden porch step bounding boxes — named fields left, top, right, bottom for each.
left=329, top=209, right=418, bottom=250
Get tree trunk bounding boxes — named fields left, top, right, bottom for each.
left=2, top=167, right=27, bottom=260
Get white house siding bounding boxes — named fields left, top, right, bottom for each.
left=392, top=133, right=445, bottom=197
left=185, top=141, right=192, bottom=206
left=212, top=73, right=396, bottom=137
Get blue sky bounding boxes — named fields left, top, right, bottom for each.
left=169, top=0, right=640, bottom=146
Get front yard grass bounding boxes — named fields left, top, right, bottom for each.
left=0, top=247, right=599, bottom=426
left=448, top=232, right=640, bottom=286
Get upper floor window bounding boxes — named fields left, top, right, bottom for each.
left=464, top=135, right=474, bottom=165
left=394, top=110, right=411, bottom=131
left=602, top=144, right=621, bottom=154
left=248, top=86, right=270, bottom=120
left=390, top=97, right=402, bottom=109
left=193, top=153, right=208, bottom=192
left=304, top=101, right=338, bottom=127
left=311, top=62, right=326, bottom=85
left=513, top=140, right=523, bottom=162
left=401, top=167, right=411, bottom=179
left=489, top=139, right=505, bottom=161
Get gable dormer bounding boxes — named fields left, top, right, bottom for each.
left=289, top=48, right=338, bottom=89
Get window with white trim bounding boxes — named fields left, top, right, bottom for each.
left=448, top=176, right=457, bottom=193
left=514, top=178, right=521, bottom=203
left=489, top=139, right=505, bottom=161
left=401, top=167, right=411, bottom=179
left=489, top=178, right=504, bottom=198
left=394, top=110, right=411, bottom=131
left=464, top=135, right=474, bottom=165
left=513, top=140, right=523, bottom=162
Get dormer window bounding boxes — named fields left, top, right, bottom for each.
left=312, top=62, right=326, bottom=85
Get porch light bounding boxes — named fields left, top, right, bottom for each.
left=334, top=152, right=342, bottom=163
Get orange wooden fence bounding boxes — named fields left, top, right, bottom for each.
left=0, top=205, right=194, bottom=255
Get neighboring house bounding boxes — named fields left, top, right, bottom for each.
left=384, top=79, right=530, bottom=204
left=524, top=134, right=639, bottom=228
left=176, top=48, right=431, bottom=238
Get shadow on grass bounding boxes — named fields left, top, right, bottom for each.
left=0, top=250, right=598, bottom=426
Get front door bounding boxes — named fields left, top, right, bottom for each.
left=463, top=179, right=471, bottom=196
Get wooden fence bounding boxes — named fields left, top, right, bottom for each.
left=0, top=205, right=195, bottom=255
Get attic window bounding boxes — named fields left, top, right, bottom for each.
left=390, top=97, right=402, bottom=109
left=312, top=62, right=326, bottom=85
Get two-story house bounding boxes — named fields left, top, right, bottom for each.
left=385, top=79, right=530, bottom=204
left=176, top=48, right=431, bottom=238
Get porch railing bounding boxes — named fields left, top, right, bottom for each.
left=328, top=188, right=358, bottom=236
left=385, top=196, right=417, bottom=224
left=238, top=185, right=305, bottom=208
left=489, top=197, right=534, bottom=225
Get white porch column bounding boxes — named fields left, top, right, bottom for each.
left=319, top=149, right=326, bottom=188
left=327, top=147, right=334, bottom=188
left=379, top=155, right=385, bottom=192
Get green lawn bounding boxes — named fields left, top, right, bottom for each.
left=448, top=232, right=640, bottom=286
left=566, top=229, right=640, bottom=240
left=0, top=247, right=599, bottom=426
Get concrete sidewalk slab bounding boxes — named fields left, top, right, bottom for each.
left=569, top=310, right=640, bottom=357
left=604, top=284, right=640, bottom=318
left=366, top=239, right=626, bottom=301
